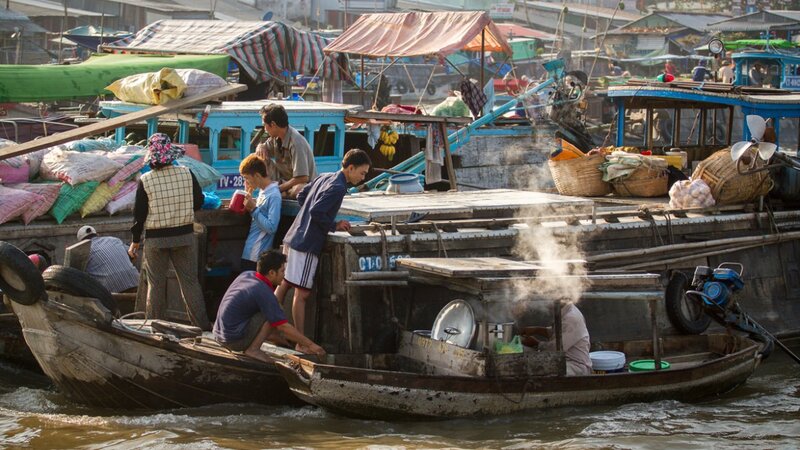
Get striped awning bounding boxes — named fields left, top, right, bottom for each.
left=103, top=20, right=349, bottom=82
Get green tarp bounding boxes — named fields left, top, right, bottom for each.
left=725, top=39, right=798, bottom=50
left=0, top=53, right=230, bottom=102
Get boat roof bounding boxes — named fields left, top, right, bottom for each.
left=732, top=50, right=800, bottom=63
left=100, top=99, right=359, bottom=117
left=607, top=82, right=800, bottom=115
left=0, top=54, right=229, bottom=103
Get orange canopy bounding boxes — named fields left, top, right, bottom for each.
left=323, top=11, right=513, bottom=58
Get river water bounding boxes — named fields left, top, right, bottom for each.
left=0, top=345, right=797, bottom=450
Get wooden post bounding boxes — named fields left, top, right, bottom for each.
left=480, top=28, right=486, bottom=96
left=440, top=122, right=457, bottom=191
left=360, top=55, right=365, bottom=108
left=650, top=297, right=662, bottom=370
left=554, top=299, right=563, bottom=352
left=646, top=107, right=654, bottom=150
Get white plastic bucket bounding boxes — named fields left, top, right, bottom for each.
left=590, top=351, right=626, bottom=372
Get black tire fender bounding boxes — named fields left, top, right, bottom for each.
left=665, top=271, right=712, bottom=335
left=42, top=265, right=118, bottom=316
left=0, top=241, right=46, bottom=305
left=395, top=81, right=408, bottom=94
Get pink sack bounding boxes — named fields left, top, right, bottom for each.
left=108, top=155, right=146, bottom=187
left=0, top=185, right=44, bottom=225
left=0, top=156, right=30, bottom=184
left=7, top=182, right=63, bottom=224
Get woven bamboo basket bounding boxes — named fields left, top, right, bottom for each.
left=692, top=148, right=772, bottom=205
left=548, top=154, right=610, bottom=196
left=611, top=166, right=669, bottom=197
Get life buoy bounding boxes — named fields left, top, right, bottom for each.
left=665, top=271, right=711, bottom=334
left=395, top=81, right=409, bottom=94
left=43, top=265, right=119, bottom=316
left=0, top=241, right=46, bottom=305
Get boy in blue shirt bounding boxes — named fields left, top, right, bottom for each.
left=239, top=154, right=282, bottom=271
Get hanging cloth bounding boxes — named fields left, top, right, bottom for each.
left=458, top=78, right=487, bottom=120
left=424, top=124, right=444, bottom=184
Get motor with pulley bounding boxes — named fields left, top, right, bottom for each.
left=685, top=262, right=800, bottom=366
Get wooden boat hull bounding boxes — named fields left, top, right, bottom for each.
left=276, top=335, right=762, bottom=420
left=10, top=291, right=301, bottom=409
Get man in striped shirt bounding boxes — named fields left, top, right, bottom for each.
left=77, top=225, right=139, bottom=293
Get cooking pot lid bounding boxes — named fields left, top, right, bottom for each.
left=431, top=299, right=475, bottom=348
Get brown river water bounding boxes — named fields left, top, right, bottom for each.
left=0, top=344, right=797, bottom=450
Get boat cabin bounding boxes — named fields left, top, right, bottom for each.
left=732, top=51, right=800, bottom=90
left=100, top=100, right=353, bottom=197
left=606, top=82, right=800, bottom=164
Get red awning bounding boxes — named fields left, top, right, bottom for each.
left=495, top=23, right=558, bottom=42
left=323, top=11, right=512, bottom=58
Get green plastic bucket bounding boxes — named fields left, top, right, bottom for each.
left=628, top=359, right=671, bottom=372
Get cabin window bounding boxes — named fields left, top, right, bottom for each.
left=778, top=117, right=799, bottom=153
left=217, top=127, right=245, bottom=161
left=704, top=108, right=729, bottom=145
left=623, top=108, right=647, bottom=147
left=312, top=124, right=336, bottom=157
left=677, top=108, right=702, bottom=147
left=651, top=109, right=675, bottom=148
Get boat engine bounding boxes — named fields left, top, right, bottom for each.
left=686, top=263, right=774, bottom=359
left=690, top=264, right=745, bottom=308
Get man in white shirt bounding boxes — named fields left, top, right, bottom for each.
left=521, top=303, right=592, bottom=376
left=719, top=60, right=735, bottom=84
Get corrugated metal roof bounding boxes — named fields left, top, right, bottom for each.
left=769, top=10, right=800, bottom=22
left=656, top=13, right=731, bottom=31
left=9, top=0, right=107, bottom=17
left=0, top=8, right=49, bottom=33
left=708, top=10, right=800, bottom=32
left=527, top=1, right=639, bottom=22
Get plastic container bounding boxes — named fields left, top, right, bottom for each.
left=590, top=351, right=626, bottom=374
left=494, top=335, right=523, bottom=354
left=628, top=359, right=671, bottom=372
left=386, top=173, right=424, bottom=194
left=228, top=189, right=247, bottom=214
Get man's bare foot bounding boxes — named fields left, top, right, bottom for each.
left=244, top=348, right=273, bottom=363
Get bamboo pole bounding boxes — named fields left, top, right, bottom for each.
left=587, top=231, right=800, bottom=263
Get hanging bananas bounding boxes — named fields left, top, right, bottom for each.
left=378, top=127, right=399, bottom=161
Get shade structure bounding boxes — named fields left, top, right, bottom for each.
left=323, top=11, right=513, bottom=58
left=104, top=20, right=349, bottom=82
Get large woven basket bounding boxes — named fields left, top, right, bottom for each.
left=548, top=154, right=610, bottom=196
left=612, top=166, right=669, bottom=197
left=693, top=148, right=772, bottom=205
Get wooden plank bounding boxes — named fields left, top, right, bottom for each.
left=0, top=83, right=247, bottom=160
left=441, top=122, right=457, bottom=191
left=398, top=257, right=543, bottom=278
left=340, top=189, right=593, bottom=222
left=348, top=111, right=471, bottom=124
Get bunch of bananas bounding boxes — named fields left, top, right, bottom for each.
left=379, top=128, right=399, bottom=161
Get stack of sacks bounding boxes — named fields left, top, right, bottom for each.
left=1, top=136, right=224, bottom=225
left=669, top=179, right=715, bottom=209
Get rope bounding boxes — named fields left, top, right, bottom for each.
left=431, top=222, right=448, bottom=258
left=587, top=2, right=623, bottom=82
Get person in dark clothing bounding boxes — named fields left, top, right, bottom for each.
left=214, top=250, right=325, bottom=362
left=128, top=133, right=211, bottom=330
left=275, top=149, right=371, bottom=340
left=691, top=60, right=710, bottom=82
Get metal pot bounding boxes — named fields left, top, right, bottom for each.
left=474, top=322, right=515, bottom=350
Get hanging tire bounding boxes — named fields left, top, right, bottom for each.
left=426, top=84, right=437, bottom=96
left=395, top=81, right=408, bottom=94
left=665, top=271, right=711, bottom=334
left=0, top=241, right=46, bottom=305
left=42, top=265, right=118, bottom=316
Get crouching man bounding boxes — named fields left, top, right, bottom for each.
left=213, top=250, right=325, bottom=362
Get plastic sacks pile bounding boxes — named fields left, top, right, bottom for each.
left=669, top=179, right=715, bottom=209
left=106, top=68, right=228, bottom=105
left=0, top=138, right=222, bottom=226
